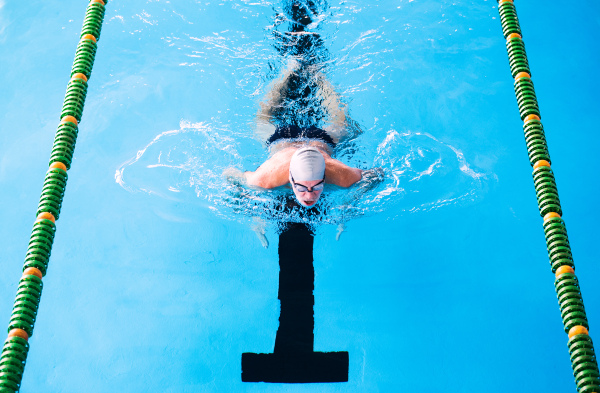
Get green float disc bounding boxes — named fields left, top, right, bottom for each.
left=548, top=241, right=571, bottom=254
left=51, top=146, right=74, bottom=158
left=558, top=290, right=581, bottom=306
left=543, top=219, right=564, bottom=229
left=569, top=346, right=596, bottom=361
left=30, top=229, right=55, bottom=243
left=42, top=178, right=67, bottom=189
left=16, top=282, right=42, bottom=294
left=23, top=253, right=49, bottom=266
left=39, top=190, right=64, bottom=202
left=526, top=136, right=547, bottom=147
left=561, top=298, right=585, bottom=309
left=528, top=149, right=550, bottom=159
left=537, top=191, right=560, bottom=202
left=540, top=204, right=562, bottom=216
left=524, top=134, right=546, bottom=145
left=27, top=239, right=52, bottom=253
left=24, top=251, right=50, bottom=266
left=577, top=376, right=600, bottom=390
left=555, top=275, right=578, bottom=289
left=1, top=347, right=28, bottom=362
left=15, top=292, right=41, bottom=304
left=533, top=173, right=554, bottom=184
left=569, top=335, right=593, bottom=349
left=0, top=379, right=20, bottom=392
left=549, top=244, right=571, bottom=257
left=557, top=285, right=581, bottom=299
left=573, top=359, right=600, bottom=375
left=573, top=358, right=598, bottom=374
left=525, top=135, right=547, bottom=146
left=17, top=278, right=42, bottom=290
left=14, top=297, right=40, bottom=311
left=10, top=306, right=35, bottom=320
left=8, top=314, right=34, bottom=329
left=524, top=122, right=543, bottom=132
left=54, top=132, right=77, bottom=144
left=0, top=364, right=22, bottom=380
left=570, top=348, right=596, bottom=363
left=564, top=310, right=588, bottom=321
left=29, top=232, right=54, bottom=245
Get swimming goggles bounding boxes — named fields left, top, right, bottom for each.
left=290, top=173, right=325, bottom=193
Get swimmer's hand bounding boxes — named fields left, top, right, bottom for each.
left=223, top=167, right=247, bottom=186
left=344, top=167, right=384, bottom=200
left=222, top=169, right=270, bottom=248
left=251, top=217, right=269, bottom=248
left=336, top=223, right=345, bottom=241
left=338, top=167, right=385, bottom=212
left=359, top=167, right=385, bottom=190
left=222, top=167, right=249, bottom=210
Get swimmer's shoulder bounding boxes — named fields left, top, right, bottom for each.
left=246, top=147, right=294, bottom=189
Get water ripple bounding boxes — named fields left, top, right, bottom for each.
left=111, top=0, right=495, bottom=228
left=116, top=122, right=488, bottom=226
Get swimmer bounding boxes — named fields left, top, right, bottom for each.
left=245, top=138, right=362, bottom=208
left=241, top=59, right=382, bottom=208
left=225, top=60, right=383, bottom=211
left=224, top=1, right=384, bottom=245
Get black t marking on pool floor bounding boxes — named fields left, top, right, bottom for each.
left=241, top=222, right=349, bottom=383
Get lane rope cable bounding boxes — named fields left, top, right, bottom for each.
left=0, top=1, right=108, bottom=392
left=497, top=1, right=600, bottom=392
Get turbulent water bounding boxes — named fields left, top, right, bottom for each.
left=114, top=0, right=491, bottom=230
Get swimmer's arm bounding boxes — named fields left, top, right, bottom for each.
left=336, top=167, right=385, bottom=241
left=245, top=169, right=287, bottom=189
left=324, top=158, right=363, bottom=188
left=244, top=152, right=292, bottom=189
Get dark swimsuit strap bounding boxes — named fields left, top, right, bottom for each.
left=267, top=125, right=336, bottom=148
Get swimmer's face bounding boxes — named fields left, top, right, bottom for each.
left=289, top=174, right=324, bottom=208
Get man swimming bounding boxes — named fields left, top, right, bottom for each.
left=235, top=63, right=383, bottom=220
left=225, top=1, right=383, bottom=244
left=244, top=130, right=364, bottom=208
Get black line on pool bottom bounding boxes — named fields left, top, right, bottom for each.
left=241, top=222, right=349, bottom=383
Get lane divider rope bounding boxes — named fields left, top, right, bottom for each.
left=0, top=1, right=108, bottom=392
left=497, top=1, right=600, bottom=392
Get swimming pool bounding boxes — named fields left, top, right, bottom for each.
left=1, top=0, right=599, bottom=391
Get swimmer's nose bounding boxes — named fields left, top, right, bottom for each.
left=308, top=192, right=321, bottom=200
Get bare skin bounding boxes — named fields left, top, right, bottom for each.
left=244, top=141, right=363, bottom=199
left=230, top=62, right=381, bottom=246
left=242, top=60, right=363, bottom=209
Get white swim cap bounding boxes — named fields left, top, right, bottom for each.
left=289, top=147, right=325, bottom=181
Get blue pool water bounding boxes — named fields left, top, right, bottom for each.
left=1, top=0, right=600, bottom=391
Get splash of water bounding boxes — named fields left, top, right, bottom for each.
left=115, top=121, right=487, bottom=228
